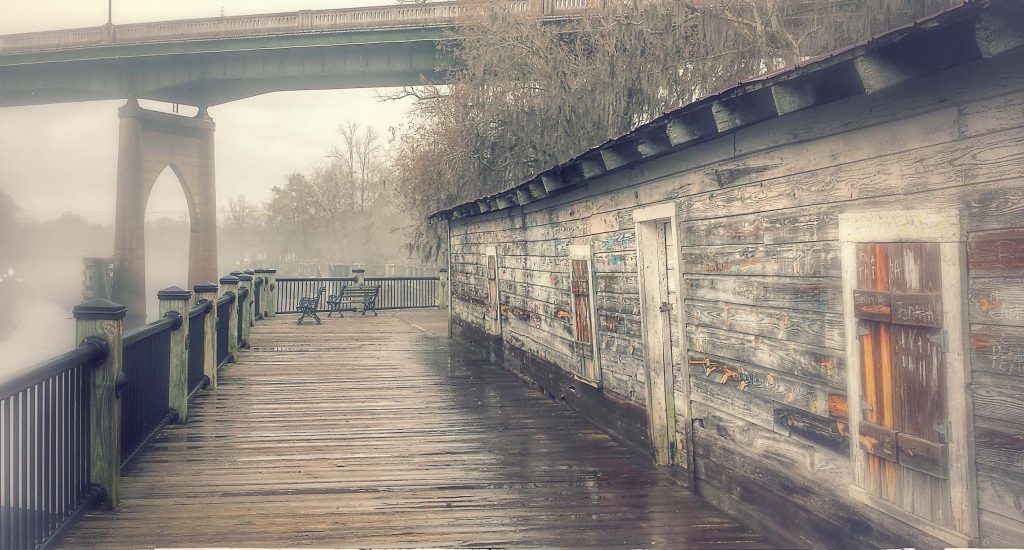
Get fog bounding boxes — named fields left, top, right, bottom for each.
left=0, top=1, right=428, bottom=380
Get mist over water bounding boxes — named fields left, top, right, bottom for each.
left=0, top=214, right=192, bottom=379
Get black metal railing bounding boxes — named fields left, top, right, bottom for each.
left=253, top=277, right=263, bottom=320
left=215, top=293, right=233, bottom=369
left=276, top=276, right=438, bottom=312
left=0, top=340, right=107, bottom=550
left=236, top=286, right=249, bottom=347
left=276, top=277, right=354, bottom=313
left=119, top=313, right=178, bottom=467
left=187, top=301, right=211, bottom=397
left=366, top=277, right=438, bottom=310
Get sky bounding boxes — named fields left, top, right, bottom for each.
left=0, top=0, right=418, bottom=223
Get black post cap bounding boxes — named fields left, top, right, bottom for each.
left=439, top=268, right=448, bottom=273
left=352, top=268, right=366, bottom=273
left=219, top=275, right=240, bottom=285
left=193, top=282, right=218, bottom=293
left=157, top=286, right=192, bottom=300
left=244, top=269, right=255, bottom=275
left=254, top=268, right=270, bottom=274
left=73, top=298, right=127, bottom=320
left=230, top=270, right=245, bottom=276
left=236, top=272, right=253, bottom=282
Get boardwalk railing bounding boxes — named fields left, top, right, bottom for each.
left=277, top=276, right=440, bottom=312
left=215, top=293, right=233, bottom=369
left=119, top=313, right=177, bottom=467
left=187, top=301, right=211, bottom=397
left=0, top=340, right=106, bottom=550
left=0, top=0, right=590, bottom=55
left=0, top=263, right=448, bottom=548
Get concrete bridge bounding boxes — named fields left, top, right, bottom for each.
left=0, top=0, right=587, bottom=107
left=0, top=0, right=585, bottom=327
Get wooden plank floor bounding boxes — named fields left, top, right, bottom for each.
left=59, top=310, right=772, bottom=549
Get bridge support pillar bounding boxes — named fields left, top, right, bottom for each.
left=113, top=99, right=218, bottom=328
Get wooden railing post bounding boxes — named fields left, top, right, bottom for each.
left=437, top=267, right=449, bottom=309
left=266, top=268, right=278, bottom=317
left=237, top=271, right=254, bottom=345
left=158, top=286, right=191, bottom=423
left=73, top=298, right=126, bottom=509
left=220, top=275, right=240, bottom=358
left=193, top=282, right=219, bottom=388
left=254, top=268, right=270, bottom=318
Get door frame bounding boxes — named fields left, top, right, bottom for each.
left=634, top=202, right=693, bottom=478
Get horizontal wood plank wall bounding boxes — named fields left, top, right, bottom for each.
left=447, top=49, right=1024, bottom=548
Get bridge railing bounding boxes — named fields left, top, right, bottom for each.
left=0, top=0, right=590, bottom=55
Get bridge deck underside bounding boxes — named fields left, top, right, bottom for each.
left=59, top=310, right=770, bottom=548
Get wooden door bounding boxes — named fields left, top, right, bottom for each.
left=855, top=242, right=951, bottom=524
left=638, top=220, right=677, bottom=466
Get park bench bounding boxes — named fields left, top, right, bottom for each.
left=296, top=286, right=325, bottom=325
left=327, top=284, right=380, bottom=317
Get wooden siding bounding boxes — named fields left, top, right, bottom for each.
left=447, top=48, right=1024, bottom=548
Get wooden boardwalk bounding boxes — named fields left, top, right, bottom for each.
left=59, top=310, right=771, bottom=549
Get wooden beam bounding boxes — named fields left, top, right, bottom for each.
left=711, top=89, right=778, bottom=133
left=515, top=188, right=531, bottom=206
left=634, top=128, right=672, bottom=157
left=528, top=181, right=548, bottom=200
left=853, top=53, right=914, bottom=94
left=665, top=107, right=718, bottom=147
left=541, top=174, right=568, bottom=194
left=599, top=147, right=628, bottom=170
left=771, top=79, right=817, bottom=116
left=578, top=156, right=606, bottom=179
left=976, top=9, right=1024, bottom=58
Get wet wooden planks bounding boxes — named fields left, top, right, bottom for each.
left=58, top=310, right=770, bottom=549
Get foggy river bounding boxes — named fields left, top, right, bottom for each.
left=0, top=218, right=190, bottom=379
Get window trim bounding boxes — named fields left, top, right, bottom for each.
left=839, top=210, right=977, bottom=545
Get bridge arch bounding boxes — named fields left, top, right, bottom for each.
left=113, top=99, right=218, bottom=327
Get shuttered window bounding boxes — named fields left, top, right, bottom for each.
left=854, top=243, right=951, bottom=522
left=569, top=245, right=601, bottom=385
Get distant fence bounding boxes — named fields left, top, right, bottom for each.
left=276, top=276, right=439, bottom=313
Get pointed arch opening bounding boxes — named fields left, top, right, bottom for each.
left=143, top=164, right=193, bottom=321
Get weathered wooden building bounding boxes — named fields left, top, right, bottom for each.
left=430, top=1, right=1024, bottom=547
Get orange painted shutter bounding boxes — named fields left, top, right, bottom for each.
left=855, top=243, right=951, bottom=523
